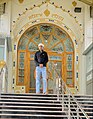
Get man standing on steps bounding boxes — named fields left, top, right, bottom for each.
left=34, top=43, right=48, bottom=94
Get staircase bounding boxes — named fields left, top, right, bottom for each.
left=0, top=93, right=93, bottom=119
left=0, top=93, right=67, bottom=119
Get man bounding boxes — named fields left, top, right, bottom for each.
left=34, top=43, right=48, bottom=94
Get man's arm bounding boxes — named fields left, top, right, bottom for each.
left=34, top=52, right=39, bottom=66
left=43, top=52, right=48, bottom=66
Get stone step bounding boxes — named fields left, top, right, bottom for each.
left=1, top=95, right=93, bottom=100
left=1, top=93, right=59, bottom=97
left=0, top=105, right=62, bottom=110
left=0, top=113, right=90, bottom=118
left=1, top=98, right=93, bottom=105
left=0, top=109, right=67, bottom=114
left=0, top=98, right=60, bottom=103
left=70, top=107, right=93, bottom=111
left=63, top=97, right=93, bottom=101
left=0, top=95, right=58, bottom=100
left=0, top=101, right=93, bottom=108
left=0, top=108, right=92, bottom=115
left=0, top=113, right=68, bottom=118
left=74, top=95, right=93, bottom=98
left=1, top=93, right=93, bottom=99
left=0, top=101, right=61, bottom=105
left=75, top=98, right=93, bottom=100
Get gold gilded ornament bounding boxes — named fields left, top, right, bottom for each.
left=44, top=9, right=50, bottom=17
left=72, top=1, right=77, bottom=7
left=18, top=0, right=24, bottom=3
left=0, top=60, right=6, bottom=68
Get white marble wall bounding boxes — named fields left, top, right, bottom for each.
left=0, top=0, right=11, bottom=36
left=84, top=5, right=93, bottom=50
left=81, top=4, right=93, bottom=95
left=86, top=46, right=93, bottom=95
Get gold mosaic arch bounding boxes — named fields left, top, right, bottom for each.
left=13, top=17, right=80, bottom=49
left=16, top=23, right=75, bottom=93
left=17, top=23, right=75, bottom=51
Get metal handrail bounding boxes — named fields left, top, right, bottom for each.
left=0, top=65, right=8, bottom=93
left=62, top=79, right=89, bottom=119
left=54, top=65, right=89, bottom=119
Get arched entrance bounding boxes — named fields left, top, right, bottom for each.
left=17, top=23, right=74, bottom=93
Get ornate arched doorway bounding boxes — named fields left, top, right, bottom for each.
left=17, top=23, right=74, bottom=93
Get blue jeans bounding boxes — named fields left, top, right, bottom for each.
left=36, top=66, right=47, bottom=93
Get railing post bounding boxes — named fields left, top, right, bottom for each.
left=77, top=106, right=79, bottom=119
left=68, top=94, right=71, bottom=119
left=0, top=61, right=6, bottom=93
left=0, top=68, right=3, bottom=94
left=62, top=81, right=64, bottom=111
left=57, top=77, right=59, bottom=101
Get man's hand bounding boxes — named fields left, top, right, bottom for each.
left=39, top=64, right=43, bottom=68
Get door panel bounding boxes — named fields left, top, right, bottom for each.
left=28, top=52, right=62, bottom=93
left=29, top=60, right=35, bottom=92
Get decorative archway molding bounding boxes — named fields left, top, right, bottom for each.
left=12, top=1, right=83, bottom=43
left=12, top=17, right=79, bottom=93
